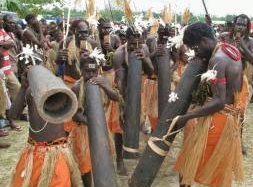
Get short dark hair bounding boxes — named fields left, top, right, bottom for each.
left=3, top=14, right=13, bottom=22
left=233, top=14, right=251, bottom=35
left=225, top=20, right=233, bottom=27
left=71, top=19, right=89, bottom=31
left=98, top=17, right=110, bottom=28
left=126, top=26, right=142, bottom=39
left=116, top=29, right=126, bottom=37
left=183, top=22, right=215, bottom=47
left=25, top=14, right=37, bottom=24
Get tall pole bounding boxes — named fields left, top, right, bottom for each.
left=174, top=1, right=177, bottom=36
left=108, top=0, right=114, bottom=21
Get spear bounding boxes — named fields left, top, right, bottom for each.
left=108, top=0, right=114, bottom=22
left=63, top=0, right=72, bottom=49
left=202, top=0, right=209, bottom=15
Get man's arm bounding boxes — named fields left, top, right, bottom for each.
left=22, top=30, right=44, bottom=48
left=113, top=48, right=126, bottom=95
left=113, top=35, right=121, bottom=49
left=240, top=38, right=253, bottom=65
left=9, top=87, right=27, bottom=119
left=71, top=81, right=88, bottom=124
left=178, top=56, right=226, bottom=124
left=90, top=76, right=119, bottom=101
left=0, top=31, right=15, bottom=49
left=140, top=44, right=154, bottom=76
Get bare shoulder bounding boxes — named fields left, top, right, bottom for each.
left=247, top=36, right=253, bottom=48
left=218, top=32, right=230, bottom=41
left=113, top=45, right=125, bottom=67
left=111, top=34, right=120, bottom=41
left=113, top=45, right=125, bottom=58
left=209, top=49, right=228, bottom=69
left=212, top=48, right=242, bottom=73
left=142, top=44, right=150, bottom=55
left=23, top=29, right=33, bottom=37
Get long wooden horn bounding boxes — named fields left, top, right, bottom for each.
left=157, top=44, right=171, bottom=118
left=123, top=51, right=142, bottom=159
left=85, top=81, right=118, bottom=187
left=28, top=65, right=78, bottom=124
left=129, top=57, right=207, bottom=187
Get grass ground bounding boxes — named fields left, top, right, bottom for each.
left=1, top=105, right=253, bottom=187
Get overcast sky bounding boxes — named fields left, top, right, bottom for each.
left=99, top=0, right=253, bottom=17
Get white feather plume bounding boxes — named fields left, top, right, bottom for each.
left=87, top=14, right=99, bottom=28
left=167, top=25, right=187, bottom=49
left=200, top=64, right=218, bottom=82
left=168, top=91, right=179, bottom=103
left=89, top=47, right=106, bottom=65
left=17, top=44, right=43, bottom=65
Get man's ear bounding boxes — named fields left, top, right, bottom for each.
left=200, top=37, right=210, bottom=46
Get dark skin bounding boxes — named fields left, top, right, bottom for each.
left=114, top=35, right=154, bottom=95
left=80, top=50, right=128, bottom=175
left=0, top=16, right=15, bottom=50
left=146, top=25, right=180, bottom=75
left=3, top=15, right=23, bottom=65
left=22, top=16, right=45, bottom=48
left=0, top=55, right=10, bottom=139
left=71, top=54, right=120, bottom=185
left=177, top=37, right=242, bottom=187
left=72, top=49, right=119, bottom=123
left=98, top=22, right=121, bottom=52
left=219, top=16, right=252, bottom=155
left=9, top=68, right=67, bottom=142
left=3, top=15, right=16, bottom=34
left=98, top=22, right=121, bottom=71
left=219, top=17, right=253, bottom=67
left=55, top=21, right=97, bottom=80
left=176, top=37, right=242, bottom=130
left=113, top=34, right=154, bottom=176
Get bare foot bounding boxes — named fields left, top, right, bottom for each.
left=9, top=121, right=22, bottom=131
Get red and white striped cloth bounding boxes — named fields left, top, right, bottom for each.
left=0, top=29, right=13, bottom=75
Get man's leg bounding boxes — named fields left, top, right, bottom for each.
left=114, top=133, right=128, bottom=176
left=81, top=172, right=92, bottom=187
left=6, top=72, right=27, bottom=121
left=6, top=72, right=21, bottom=100
left=6, top=110, right=22, bottom=131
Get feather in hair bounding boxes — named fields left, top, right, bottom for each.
left=145, top=7, right=154, bottom=20
left=181, top=8, right=191, bottom=25
left=161, top=4, right=173, bottom=24
left=86, top=0, right=96, bottom=17
left=124, top=0, right=133, bottom=21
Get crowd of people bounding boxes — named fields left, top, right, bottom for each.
left=0, top=7, right=253, bottom=187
